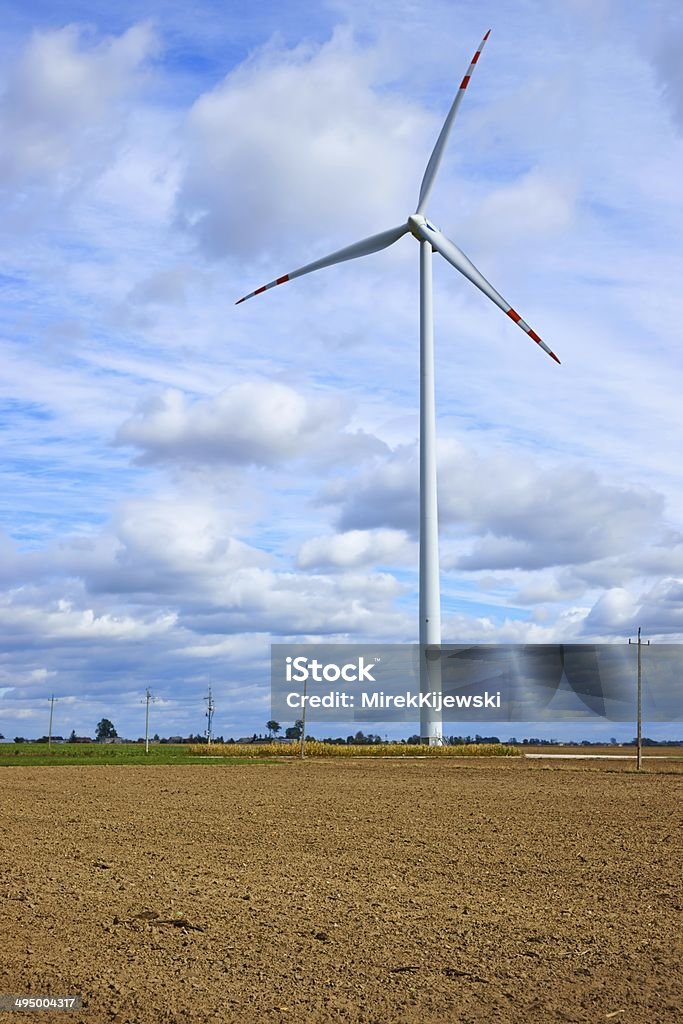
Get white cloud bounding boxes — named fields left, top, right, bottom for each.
left=176, top=27, right=428, bottom=259
left=0, top=22, right=157, bottom=187
left=586, top=579, right=683, bottom=638
left=329, top=438, right=663, bottom=572
left=25, top=490, right=270, bottom=605
left=114, top=496, right=260, bottom=572
left=0, top=592, right=176, bottom=643
left=297, top=528, right=410, bottom=569
left=442, top=605, right=590, bottom=644
left=29, top=667, right=55, bottom=681
left=201, top=566, right=407, bottom=635
left=115, top=380, right=386, bottom=466
left=467, top=169, right=577, bottom=247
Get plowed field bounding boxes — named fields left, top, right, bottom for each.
left=1, top=759, right=681, bottom=1023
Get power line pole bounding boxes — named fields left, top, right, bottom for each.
left=205, top=686, right=215, bottom=746
left=144, top=688, right=155, bottom=754
left=48, top=695, right=56, bottom=749
left=300, top=674, right=307, bottom=760
left=628, top=627, right=650, bottom=771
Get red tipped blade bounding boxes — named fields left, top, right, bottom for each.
left=235, top=224, right=408, bottom=305
left=416, top=220, right=561, bottom=364
left=416, top=30, right=492, bottom=214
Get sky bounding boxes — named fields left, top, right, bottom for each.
left=1, top=0, right=683, bottom=742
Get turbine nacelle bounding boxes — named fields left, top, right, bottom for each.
left=408, top=213, right=440, bottom=241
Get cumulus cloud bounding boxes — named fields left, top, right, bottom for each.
left=329, top=439, right=662, bottom=571
left=0, top=563, right=407, bottom=648
left=585, top=587, right=639, bottom=632
left=0, top=592, right=175, bottom=644
left=29, top=491, right=270, bottom=606
left=442, top=605, right=590, bottom=644
left=4, top=484, right=412, bottom=642
left=115, top=380, right=386, bottom=467
left=0, top=22, right=157, bottom=187
left=114, top=496, right=260, bottom=573
left=587, top=578, right=683, bottom=637
left=190, top=566, right=408, bottom=636
left=176, top=28, right=427, bottom=259
left=323, top=443, right=419, bottom=532
left=297, top=528, right=410, bottom=569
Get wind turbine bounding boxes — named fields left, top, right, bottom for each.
left=236, top=30, right=560, bottom=744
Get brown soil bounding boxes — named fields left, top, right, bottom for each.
left=1, top=759, right=681, bottom=1024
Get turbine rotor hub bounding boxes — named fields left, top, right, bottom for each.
left=408, top=213, right=439, bottom=239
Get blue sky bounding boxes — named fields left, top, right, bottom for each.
left=1, top=0, right=683, bottom=742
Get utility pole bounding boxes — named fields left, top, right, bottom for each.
left=144, top=688, right=155, bottom=754
left=628, top=627, right=650, bottom=770
left=48, top=695, right=56, bottom=749
left=205, top=686, right=215, bottom=746
left=300, top=674, right=307, bottom=760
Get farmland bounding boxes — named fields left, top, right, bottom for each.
left=0, top=740, right=518, bottom=768
left=0, top=743, right=269, bottom=769
left=1, top=758, right=681, bottom=1023
left=2, top=741, right=681, bottom=768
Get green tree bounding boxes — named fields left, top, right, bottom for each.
left=266, top=720, right=281, bottom=739
left=285, top=719, right=304, bottom=740
left=68, top=730, right=77, bottom=743
left=95, top=718, right=117, bottom=741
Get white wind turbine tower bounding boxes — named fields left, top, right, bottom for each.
left=237, top=31, right=560, bottom=744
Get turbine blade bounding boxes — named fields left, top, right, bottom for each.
left=236, top=224, right=409, bottom=304
left=416, top=30, right=491, bottom=215
left=419, top=223, right=560, bottom=363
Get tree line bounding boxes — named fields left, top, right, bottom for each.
left=3, top=718, right=682, bottom=746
